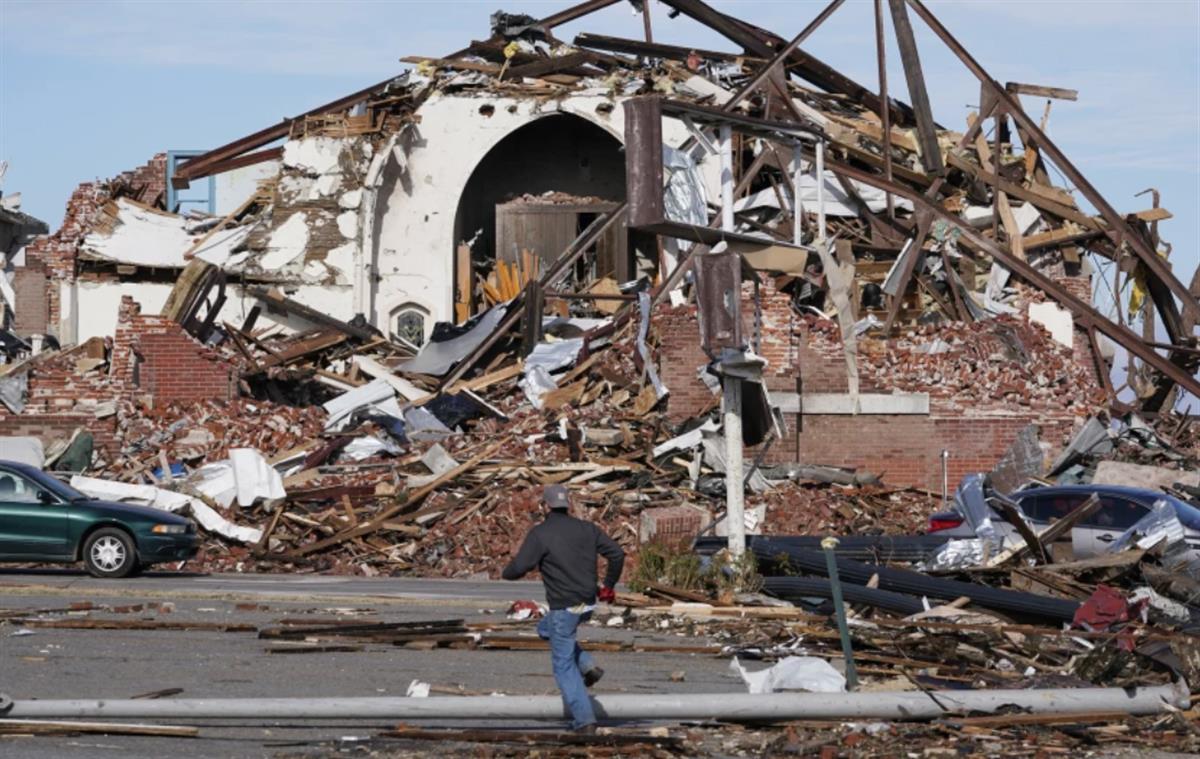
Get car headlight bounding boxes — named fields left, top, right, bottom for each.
left=152, top=524, right=188, bottom=535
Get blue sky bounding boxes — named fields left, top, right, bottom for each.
left=2, top=0, right=1197, bottom=306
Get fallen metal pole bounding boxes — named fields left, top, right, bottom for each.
left=1, top=683, right=1186, bottom=721
left=822, top=536, right=859, bottom=690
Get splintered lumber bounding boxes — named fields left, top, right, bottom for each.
left=18, top=619, right=256, bottom=632
left=995, top=497, right=1050, bottom=564
left=381, top=725, right=685, bottom=749
left=0, top=719, right=198, bottom=737
left=984, top=494, right=1100, bottom=568
left=941, top=711, right=1127, bottom=728
left=287, top=443, right=501, bottom=557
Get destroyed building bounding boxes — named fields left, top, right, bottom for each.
left=0, top=0, right=1196, bottom=571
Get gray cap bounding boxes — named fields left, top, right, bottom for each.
left=542, top=484, right=570, bottom=509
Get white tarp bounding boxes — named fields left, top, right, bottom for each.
left=730, top=656, right=846, bottom=694
left=70, top=475, right=262, bottom=544
left=519, top=338, right=585, bottom=409
left=188, top=448, right=286, bottom=508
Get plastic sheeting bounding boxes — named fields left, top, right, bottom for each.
left=398, top=304, right=508, bottom=377
left=663, top=145, right=707, bottom=226
left=323, top=378, right=403, bottom=432
left=953, top=473, right=1006, bottom=556
left=340, top=435, right=402, bottom=462
left=187, top=448, right=286, bottom=508
left=730, top=656, right=846, bottom=694
left=519, top=337, right=585, bottom=409
left=922, top=538, right=986, bottom=572
left=70, top=475, right=262, bottom=544
left=1108, top=499, right=1186, bottom=554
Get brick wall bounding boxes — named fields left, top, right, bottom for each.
left=114, top=297, right=236, bottom=404
left=656, top=276, right=1097, bottom=490
left=0, top=296, right=234, bottom=462
left=11, top=263, right=48, bottom=335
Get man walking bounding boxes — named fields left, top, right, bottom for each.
left=502, top=484, right=625, bottom=733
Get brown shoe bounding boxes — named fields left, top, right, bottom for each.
left=583, top=667, right=604, bottom=687
left=574, top=723, right=598, bottom=735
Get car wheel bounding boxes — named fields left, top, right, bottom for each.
left=83, top=528, right=137, bottom=578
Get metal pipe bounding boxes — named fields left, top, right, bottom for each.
left=723, top=377, right=745, bottom=559
left=941, top=448, right=949, bottom=508
left=3, top=683, right=1185, bottom=721
left=791, top=143, right=804, bottom=246
left=719, top=124, right=734, bottom=232
left=821, top=537, right=859, bottom=690
left=815, top=139, right=826, bottom=241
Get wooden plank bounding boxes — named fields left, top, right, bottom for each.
left=944, top=712, right=1128, bottom=729
left=984, top=494, right=1100, bottom=568
left=506, top=51, right=597, bottom=79
left=21, top=619, right=255, bottom=632
left=946, top=152, right=1100, bottom=230
left=996, top=497, right=1050, bottom=564
left=888, top=0, right=942, bottom=174
left=1004, top=82, right=1079, bottom=101
left=455, top=243, right=472, bottom=323
left=0, top=719, right=198, bottom=737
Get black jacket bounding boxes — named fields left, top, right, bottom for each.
left=502, top=510, right=625, bottom=609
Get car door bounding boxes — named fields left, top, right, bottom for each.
left=1076, top=496, right=1150, bottom=556
left=0, top=470, right=70, bottom=559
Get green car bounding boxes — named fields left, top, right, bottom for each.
left=0, top=461, right=198, bottom=578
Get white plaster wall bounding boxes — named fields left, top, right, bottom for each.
left=76, top=281, right=175, bottom=342
left=370, top=92, right=707, bottom=328
left=214, top=162, right=281, bottom=215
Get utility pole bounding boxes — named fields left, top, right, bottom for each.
left=718, top=124, right=745, bottom=559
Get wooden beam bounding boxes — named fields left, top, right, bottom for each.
left=1005, top=82, right=1078, bottom=101
left=887, top=0, right=942, bottom=174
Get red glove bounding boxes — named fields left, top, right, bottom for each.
left=598, top=586, right=616, bottom=604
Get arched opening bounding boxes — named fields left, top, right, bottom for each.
left=452, top=113, right=630, bottom=320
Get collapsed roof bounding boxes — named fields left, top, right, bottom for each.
left=55, top=0, right=1200, bottom=415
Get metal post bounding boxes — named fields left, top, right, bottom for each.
left=718, top=122, right=743, bottom=560
left=719, top=125, right=734, bottom=232
left=641, top=0, right=653, bottom=42
left=815, top=139, right=826, bottom=241
left=821, top=537, right=859, bottom=690
left=792, top=144, right=804, bottom=246
left=724, top=378, right=745, bottom=559
left=941, top=449, right=949, bottom=508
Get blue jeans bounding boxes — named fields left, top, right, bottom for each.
left=537, top=609, right=597, bottom=729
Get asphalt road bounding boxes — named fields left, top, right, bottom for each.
left=0, top=569, right=743, bottom=758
